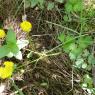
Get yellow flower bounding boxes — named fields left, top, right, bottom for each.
left=0, top=67, right=4, bottom=77
left=4, top=61, right=14, bottom=67
left=0, top=29, right=6, bottom=38
left=20, top=21, right=32, bottom=32
left=0, top=61, right=14, bottom=79
left=0, top=67, right=13, bottom=79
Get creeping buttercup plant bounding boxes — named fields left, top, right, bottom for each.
left=0, top=28, right=29, bottom=60
left=58, top=32, right=95, bottom=94
left=65, top=0, right=83, bottom=13
left=58, top=33, right=93, bottom=60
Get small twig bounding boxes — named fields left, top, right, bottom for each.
left=72, top=66, right=74, bottom=89
left=32, top=34, right=54, bottom=37
left=45, top=20, right=79, bottom=34
left=17, top=52, right=61, bottom=69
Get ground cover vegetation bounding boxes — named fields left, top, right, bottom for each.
left=0, top=0, right=95, bottom=95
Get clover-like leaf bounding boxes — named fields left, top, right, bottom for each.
left=78, top=36, right=93, bottom=49
left=6, top=29, right=17, bottom=43
left=58, top=33, right=65, bottom=42
left=0, top=45, right=10, bottom=59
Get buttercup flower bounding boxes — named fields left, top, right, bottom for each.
left=0, top=61, right=14, bottom=79
left=4, top=61, right=14, bottom=67
left=20, top=21, right=32, bottom=32
left=0, top=29, right=6, bottom=38
left=0, top=67, right=4, bottom=78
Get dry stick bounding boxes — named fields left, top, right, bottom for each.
left=17, top=52, right=61, bottom=69
left=45, top=20, right=79, bottom=34
left=32, top=34, right=54, bottom=37
left=72, top=66, right=74, bottom=89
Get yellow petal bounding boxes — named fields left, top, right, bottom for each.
left=1, top=67, right=13, bottom=79
left=0, top=29, right=6, bottom=38
left=4, top=61, right=14, bottom=67
left=0, top=61, right=14, bottom=79
left=20, top=21, right=32, bottom=32
left=0, top=67, right=4, bottom=77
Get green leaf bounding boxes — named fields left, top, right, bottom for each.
left=73, top=2, right=82, bottom=12
left=83, top=74, right=93, bottom=87
left=83, top=50, right=90, bottom=57
left=6, top=29, right=17, bottom=44
left=7, top=43, right=19, bottom=54
left=11, top=44, right=19, bottom=54
left=65, top=35, right=75, bottom=43
left=81, top=83, right=87, bottom=88
left=63, top=36, right=76, bottom=53
left=58, top=33, right=65, bottom=42
left=71, top=47, right=82, bottom=57
left=47, top=2, right=54, bottom=10
left=78, top=36, right=93, bottom=49
left=69, top=43, right=76, bottom=51
left=0, top=45, right=10, bottom=58
left=75, top=58, right=84, bottom=68
left=86, top=64, right=92, bottom=71
left=65, top=3, right=73, bottom=12
left=69, top=52, right=76, bottom=60
left=38, top=0, right=44, bottom=9
left=88, top=54, right=95, bottom=65
left=30, top=0, right=38, bottom=8
left=63, top=15, right=69, bottom=22
left=63, top=42, right=75, bottom=53
left=69, top=0, right=78, bottom=4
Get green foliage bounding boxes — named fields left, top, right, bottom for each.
left=6, top=29, right=17, bottom=43
left=58, top=33, right=93, bottom=69
left=75, top=58, right=84, bottom=68
left=0, top=45, right=10, bottom=58
left=58, top=32, right=95, bottom=93
left=65, top=0, right=83, bottom=13
left=88, top=54, right=95, bottom=65
left=83, top=74, right=93, bottom=88
left=58, top=33, right=75, bottom=53
left=47, top=2, right=54, bottom=10
left=78, top=36, right=93, bottom=49
left=0, top=29, right=19, bottom=59
left=81, top=74, right=95, bottom=94
left=25, top=0, right=64, bottom=10
left=25, top=0, right=45, bottom=9
left=58, top=33, right=93, bottom=59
